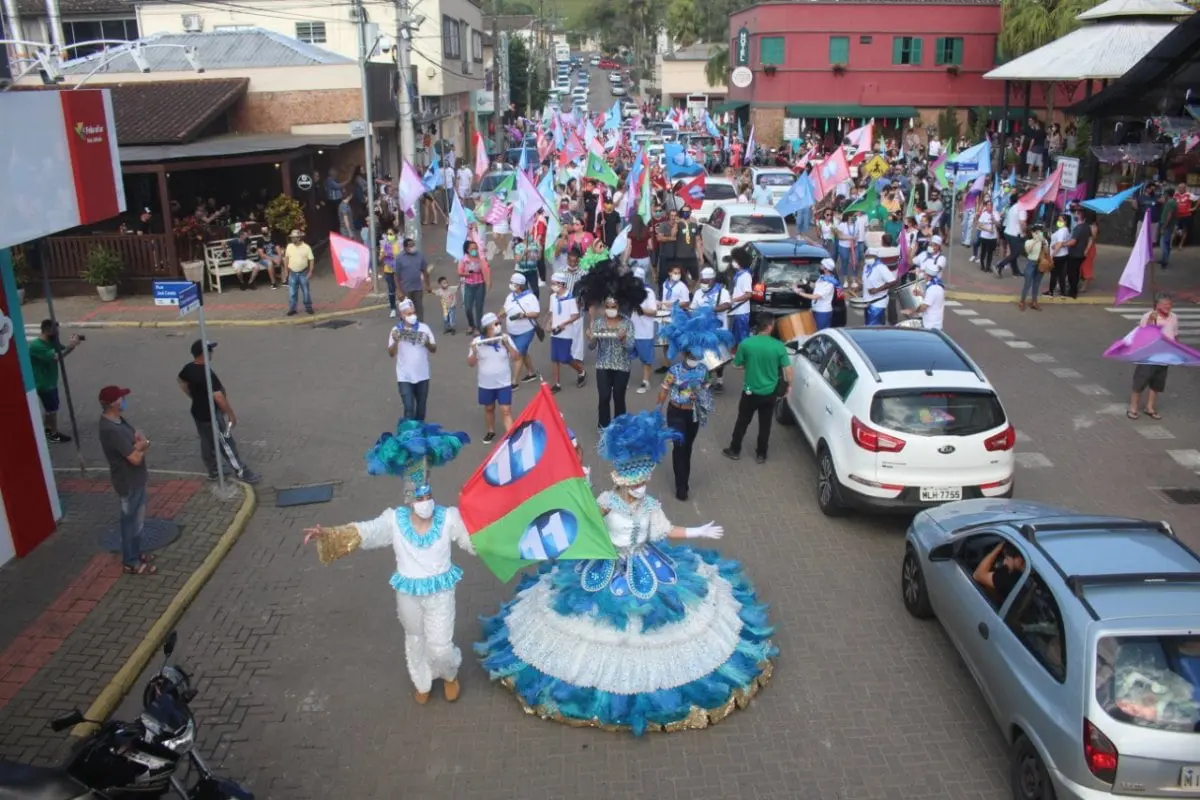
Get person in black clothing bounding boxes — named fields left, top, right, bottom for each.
left=177, top=340, right=260, bottom=484
left=673, top=208, right=701, bottom=282
left=600, top=199, right=622, bottom=249
left=1064, top=210, right=1093, bottom=298
left=973, top=540, right=1026, bottom=606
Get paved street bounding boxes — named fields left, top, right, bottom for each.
left=9, top=263, right=1188, bottom=799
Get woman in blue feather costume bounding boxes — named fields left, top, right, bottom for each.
left=475, top=411, right=776, bottom=734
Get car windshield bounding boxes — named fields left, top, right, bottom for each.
left=478, top=173, right=514, bottom=193
left=871, top=390, right=1006, bottom=436
left=705, top=184, right=737, bottom=200
left=730, top=215, right=786, bottom=234
left=761, top=257, right=822, bottom=289
left=1095, top=635, right=1200, bottom=733
left=757, top=173, right=795, bottom=187
left=690, top=137, right=716, bottom=148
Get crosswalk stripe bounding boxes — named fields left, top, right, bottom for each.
left=1104, top=307, right=1200, bottom=341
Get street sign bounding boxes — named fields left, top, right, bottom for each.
left=946, top=161, right=978, bottom=172
left=152, top=280, right=194, bottom=307
left=731, top=66, right=753, bottom=89
left=348, top=120, right=367, bottom=138
left=863, top=155, right=889, bottom=180
left=177, top=283, right=200, bottom=317
left=296, top=174, right=313, bottom=191
left=1058, top=156, right=1080, bottom=189
left=734, top=27, right=750, bottom=67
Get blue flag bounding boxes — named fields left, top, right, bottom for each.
left=664, top=142, right=705, bottom=179
left=705, top=115, right=721, bottom=138
left=537, top=167, right=556, bottom=208
left=518, top=145, right=529, bottom=173
left=447, top=192, right=469, bottom=259
left=422, top=153, right=441, bottom=193
left=737, top=118, right=744, bottom=142
left=604, top=101, right=621, bottom=131
left=1081, top=183, right=1144, bottom=215
left=775, top=174, right=815, bottom=218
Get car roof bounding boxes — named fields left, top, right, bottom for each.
left=752, top=167, right=794, bottom=174
left=837, top=327, right=981, bottom=377
left=749, top=240, right=828, bottom=259
left=714, top=203, right=781, bottom=216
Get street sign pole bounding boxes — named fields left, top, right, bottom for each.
left=173, top=280, right=227, bottom=494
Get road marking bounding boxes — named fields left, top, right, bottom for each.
left=970, top=318, right=996, bottom=326
left=1026, top=353, right=1057, bottom=363
left=987, top=328, right=1015, bottom=338
left=944, top=300, right=963, bottom=307
left=1105, top=307, right=1200, bottom=344
left=1166, top=449, right=1200, bottom=470
left=952, top=308, right=979, bottom=316
left=1049, top=367, right=1083, bottom=379
left=1074, top=384, right=1112, bottom=396
left=1014, top=429, right=1033, bottom=443
left=1136, top=425, right=1175, bottom=440
left=1098, top=403, right=1131, bottom=415
left=1006, top=340, right=1034, bottom=349
left=1072, top=413, right=1097, bottom=431
left=1016, top=453, right=1054, bottom=468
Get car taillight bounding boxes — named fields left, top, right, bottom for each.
left=719, top=236, right=740, bottom=246
left=752, top=282, right=766, bottom=301
left=1083, top=719, right=1118, bottom=784
left=984, top=425, right=1015, bottom=452
left=851, top=416, right=906, bottom=453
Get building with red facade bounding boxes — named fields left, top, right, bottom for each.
left=722, top=0, right=1009, bottom=147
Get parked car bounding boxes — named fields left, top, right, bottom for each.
left=599, top=58, right=619, bottom=69
left=590, top=55, right=601, bottom=66
left=901, top=500, right=1200, bottom=800
left=664, top=176, right=736, bottom=223
left=700, top=203, right=790, bottom=273
left=470, top=170, right=516, bottom=206
left=750, top=167, right=800, bottom=204
left=775, top=326, right=1015, bottom=515
left=736, top=240, right=847, bottom=326
left=611, top=85, right=627, bottom=97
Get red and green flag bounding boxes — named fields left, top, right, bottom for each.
left=458, top=384, right=616, bottom=581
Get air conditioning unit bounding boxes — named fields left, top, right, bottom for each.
left=461, top=60, right=472, bottom=75
left=181, top=13, right=203, bottom=32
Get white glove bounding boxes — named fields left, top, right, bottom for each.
left=685, top=522, right=723, bottom=540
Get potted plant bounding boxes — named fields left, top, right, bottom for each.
left=265, top=194, right=307, bottom=241
left=832, top=63, right=847, bottom=75
left=945, top=65, right=959, bottom=76
left=763, top=64, right=778, bottom=76
left=82, top=245, right=123, bottom=301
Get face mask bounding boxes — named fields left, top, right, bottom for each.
left=700, top=282, right=712, bottom=290
left=387, top=234, right=397, bottom=242
left=605, top=308, right=618, bottom=318
left=1056, top=221, right=1066, bottom=229
left=412, top=499, right=435, bottom=519
left=404, top=314, right=418, bottom=325
left=669, top=274, right=682, bottom=282
left=469, top=250, right=478, bottom=258
left=119, top=397, right=128, bottom=412
left=510, top=285, right=522, bottom=293
left=685, top=357, right=700, bottom=368
left=628, top=485, right=647, bottom=499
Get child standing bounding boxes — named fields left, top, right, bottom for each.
left=434, top=276, right=458, bottom=335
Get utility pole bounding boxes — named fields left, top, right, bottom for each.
left=355, top=0, right=380, bottom=290
left=396, top=0, right=420, bottom=247
left=491, top=1, right=503, bottom=155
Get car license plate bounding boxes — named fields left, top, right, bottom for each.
left=1182, top=766, right=1200, bottom=788
left=920, top=487, right=963, bottom=502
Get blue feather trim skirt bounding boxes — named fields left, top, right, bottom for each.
left=474, top=543, right=776, bottom=735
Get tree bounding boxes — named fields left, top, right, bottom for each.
left=937, top=107, right=961, bottom=144
left=999, top=0, right=1101, bottom=121
left=705, top=45, right=728, bottom=88
left=507, top=35, right=545, bottom=116
left=667, top=0, right=702, bottom=49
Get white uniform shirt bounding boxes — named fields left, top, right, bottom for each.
left=550, top=291, right=585, bottom=361
left=441, top=166, right=455, bottom=190
left=471, top=334, right=515, bottom=389
left=661, top=279, right=690, bottom=309
left=503, top=291, right=540, bottom=336
left=691, top=283, right=731, bottom=327
left=730, top=268, right=753, bottom=317
left=1003, top=204, right=1027, bottom=238
left=976, top=209, right=999, bottom=240
left=632, top=287, right=658, bottom=341
left=390, top=322, right=435, bottom=384
left=354, top=506, right=472, bottom=585
left=818, top=220, right=835, bottom=241
left=455, top=166, right=473, bottom=196
left=853, top=217, right=868, bottom=244
left=835, top=220, right=853, bottom=248
left=811, top=279, right=835, bottom=313
left=921, top=282, right=946, bottom=330
left=862, top=262, right=896, bottom=309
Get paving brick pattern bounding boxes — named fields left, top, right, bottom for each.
left=0, top=476, right=243, bottom=767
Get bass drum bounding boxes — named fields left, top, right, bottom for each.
left=890, top=277, right=927, bottom=312
left=774, top=311, right=816, bottom=342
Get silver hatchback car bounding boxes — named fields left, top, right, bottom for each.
left=901, top=499, right=1200, bottom=800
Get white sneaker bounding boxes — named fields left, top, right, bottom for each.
left=389, top=309, right=397, bottom=318
left=969, top=256, right=978, bottom=263
left=636, top=380, right=649, bottom=394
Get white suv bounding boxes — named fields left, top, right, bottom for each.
left=664, top=176, right=736, bottom=224
left=775, top=326, right=1016, bottom=515
left=700, top=203, right=789, bottom=273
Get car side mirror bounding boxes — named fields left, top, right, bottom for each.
left=50, top=710, right=84, bottom=732
left=786, top=340, right=801, bottom=354
left=928, top=543, right=955, bottom=562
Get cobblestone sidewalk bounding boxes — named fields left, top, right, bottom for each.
left=0, top=472, right=247, bottom=766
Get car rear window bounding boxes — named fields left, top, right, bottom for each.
left=761, top=257, right=821, bottom=288
left=871, top=390, right=1006, bottom=436
left=478, top=173, right=513, bottom=193
left=705, top=184, right=737, bottom=200
left=757, top=173, right=795, bottom=187
left=1095, top=635, right=1200, bottom=733
left=730, top=215, right=786, bottom=234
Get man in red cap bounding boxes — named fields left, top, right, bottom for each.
left=97, top=385, right=155, bottom=575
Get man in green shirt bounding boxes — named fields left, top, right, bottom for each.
left=28, top=319, right=82, bottom=443
left=723, top=313, right=794, bottom=464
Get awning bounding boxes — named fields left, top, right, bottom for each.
left=785, top=104, right=919, bottom=118
left=119, top=133, right=357, bottom=164
left=711, top=100, right=748, bottom=113
left=979, top=107, right=1028, bottom=120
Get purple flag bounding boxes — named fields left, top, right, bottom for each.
left=397, top=159, right=426, bottom=213
left=1104, top=324, right=1200, bottom=365
left=1115, top=210, right=1152, bottom=306
left=962, top=175, right=986, bottom=212
left=512, top=169, right=546, bottom=237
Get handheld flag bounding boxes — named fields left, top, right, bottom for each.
left=663, top=142, right=704, bottom=179
left=609, top=225, right=631, bottom=257
left=473, top=131, right=490, bottom=180
left=1081, top=183, right=1143, bottom=215
left=1016, top=163, right=1064, bottom=212
left=513, top=169, right=547, bottom=237
left=604, top=101, right=621, bottom=131
left=1104, top=324, right=1200, bottom=365
left=675, top=173, right=707, bottom=210
left=745, top=125, right=757, bottom=163
left=637, top=159, right=652, bottom=223
left=458, top=384, right=616, bottom=581
left=585, top=152, right=620, bottom=187
left=1116, top=210, right=1152, bottom=306
left=775, top=173, right=815, bottom=218
left=843, top=185, right=888, bottom=223
left=813, top=147, right=850, bottom=200
left=397, top=159, right=427, bottom=213
left=845, top=122, right=873, bottom=154
left=559, top=132, right=585, bottom=166
left=328, top=232, right=370, bottom=288
left=422, top=153, right=441, bottom=193
left=705, top=114, right=721, bottom=138
left=446, top=192, right=469, bottom=259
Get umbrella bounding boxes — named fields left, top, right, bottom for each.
left=1103, top=325, right=1200, bottom=366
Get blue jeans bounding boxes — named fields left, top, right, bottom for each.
left=384, top=272, right=397, bottom=310
left=398, top=379, right=429, bottom=421
left=118, top=485, right=147, bottom=567
left=443, top=306, right=457, bottom=331
left=837, top=246, right=852, bottom=279
left=960, top=209, right=974, bottom=246
left=864, top=306, right=886, bottom=326
left=1159, top=221, right=1176, bottom=266
left=1020, top=260, right=1044, bottom=303
left=795, top=208, right=813, bottom=236
left=813, top=310, right=833, bottom=330
left=288, top=271, right=313, bottom=312
left=462, top=283, right=486, bottom=331
left=854, top=241, right=866, bottom=273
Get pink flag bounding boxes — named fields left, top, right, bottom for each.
left=1104, top=324, right=1200, bottom=365
left=962, top=175, right=987, bottom=212
left=845, top=123, right=873, bottom=153
left=587, top=136, right=605, bottom=158
left=813, top=147, right=850, bottom=200
left=1115, top=210, right=1152, bottom=306
left=329, top=233, right=370, bottom=288
left=1016, top=163, right=1064, bottom=212
left=396, top=159, right=426, bottom=213
left=559, top=132, right=585, bottom=166
left=512, top=169, right=546, bottom=236
left=483, top=201, right=511, bottom=226
left=473, top=131, right=489, bottom=180
left=796, top=146, right=816, bottom=169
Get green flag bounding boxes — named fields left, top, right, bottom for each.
left=903, top=180, right=916, bottom=220
left=844, top=185, right=888, bottom=223
left=934, top=148, right=955, bottom=190
left=494, top=172, right=516, bottom=198
left=585, top=152, right=619, bottom=187
left=637, top=164, right=652, bottom=223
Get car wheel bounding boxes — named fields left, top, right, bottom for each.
left=816, top=445, right=847, bottom=517
left=1010, top=735, right=1057, bottom=800
left=774, top=398, right=795, bottom=426
left=901, top=545, right=934, bottom=619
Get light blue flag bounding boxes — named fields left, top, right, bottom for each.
left=948, top=140, right=991, bottom=186
left=737, top=118, right=744, bottom=142
left=775, top=174, right=815, bottom=218
left=664, top=142, right=704, bottom=179
left=745, top=126, right=757, bottom=163
left=553, top=120, right=565, bottom=150
left=537, top=168, right=556, bottom=208
left=543, top=210, right=562, bottom=259
left=446, top=192, right=468, bottom=259
left=1081, top=183, right=1144, bottom=215
left=705, top=115, right=721, bottom=138
left=604, top=101, right=621, bottom=131
left=518, top=145, right=529, bottom=173
left=422, top=153, right=441, bottom=193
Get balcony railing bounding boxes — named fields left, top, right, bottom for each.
left=43, top=234, right=177, bottom=280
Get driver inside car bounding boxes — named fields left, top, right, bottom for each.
left=973, top=541, right=1027, bottom=606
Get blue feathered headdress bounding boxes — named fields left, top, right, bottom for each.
left=366, top=420, right=470, bottom=496
left=659, top=306, right=735, bottom=361
left=597, top=411, right=682, bottom=486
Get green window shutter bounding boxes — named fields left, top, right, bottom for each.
left=934, top=37, right=945, bottom=65
left=761, top=36, right=784, bottom=66
left=952, top=38, right=964, bottom=65
left=829, top=36, right=849, bottom=65
left=892, top=36, right=904, bottom=64
left=911, top=37, right=922, bottom=65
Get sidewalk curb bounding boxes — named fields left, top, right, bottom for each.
left=50, top=304, right=389, bottom=330
left=946, top=290, right=1114, bottom=305
left=71, top=479, right=258, bottom=736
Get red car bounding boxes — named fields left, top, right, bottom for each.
left=598, top=58, right=619, bottom=69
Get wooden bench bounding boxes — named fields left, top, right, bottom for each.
left=203, top=238, right=237, bottom=293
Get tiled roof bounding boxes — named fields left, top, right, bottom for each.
left=104, top=79, right=248, bottom=145
left=16, top=0, right=133, bottom=15
left=58, top=29, right=352, bottom=74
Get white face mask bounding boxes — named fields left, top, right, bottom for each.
left=669, top=274, right=682, bottom=283
left=412, top=499, right=435, bottom=519
left=510, top=285, right=521, bottom=293
left=605, top=308, right=618, bottom=318
left=627, top=485, right=646, bottom=499
left=685, top=357, right=700, bottom=368
left=404, top=314, right=418, bottom=325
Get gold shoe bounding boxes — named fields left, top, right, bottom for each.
left=413, top=690, right=430, bottom=705
left=443, top=679, right=461, bottom=702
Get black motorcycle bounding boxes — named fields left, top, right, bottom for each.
left=0, top=633, right=252, bottom=799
